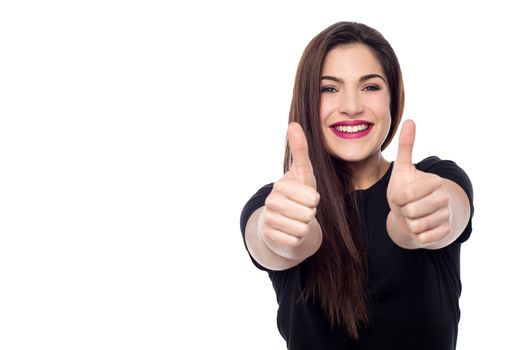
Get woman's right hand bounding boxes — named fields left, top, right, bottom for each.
left=258, top=122, right=322, bottom=260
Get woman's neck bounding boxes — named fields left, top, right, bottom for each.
left=347, top=153, right=390, bottom=190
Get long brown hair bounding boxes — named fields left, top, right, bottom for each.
left=284, top=21, right=405, bottom=338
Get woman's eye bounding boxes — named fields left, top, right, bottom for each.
left=363, top=85, right=380, bottom=91
left=321, top=86, right=338, bottom=93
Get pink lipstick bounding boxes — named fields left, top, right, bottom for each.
left=330, top=120, right=373, bottom=139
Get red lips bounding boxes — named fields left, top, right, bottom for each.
left=330, top=120, right=373, bottom=139
left=330, top=119, right=373, bottom=127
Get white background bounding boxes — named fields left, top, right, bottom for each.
left=1, top=1, right=524, bottom=349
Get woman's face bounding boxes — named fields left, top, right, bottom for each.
left=319, top=43, right=391, bottom=163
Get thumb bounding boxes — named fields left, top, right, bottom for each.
left=394, top=119, right=416, bottom=169
left=287, top=122, right=315, bottom=188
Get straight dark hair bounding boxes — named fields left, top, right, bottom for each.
left=284, top=21, right=405, bottom=338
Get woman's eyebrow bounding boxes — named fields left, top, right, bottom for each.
left=320, top=74, right=387, bottom=84
left=320, top=75, right=344, bottom=83
left=359, top=73, right=387, bottom=84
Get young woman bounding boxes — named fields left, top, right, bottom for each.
left=240, top=21, right=473, bottom=350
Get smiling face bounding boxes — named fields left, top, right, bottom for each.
left=320, top=43, right=391, bottom=163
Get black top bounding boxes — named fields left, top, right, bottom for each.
left=239, top=157, right=474, bottom=350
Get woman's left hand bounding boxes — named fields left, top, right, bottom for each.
left=386, top=120, right=452, bottom=249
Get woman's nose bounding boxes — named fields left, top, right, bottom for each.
left=338, top=90, right=364, bottom=116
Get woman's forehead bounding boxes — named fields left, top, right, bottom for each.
left=322, top=44, right=384, bottom=77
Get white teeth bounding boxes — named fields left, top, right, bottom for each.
left=334, top=124, right=369, bottom=133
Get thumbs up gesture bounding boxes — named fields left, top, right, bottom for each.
left=258, top=122, right=322, bottom=260
left=387, top=120, right=452, bottom=249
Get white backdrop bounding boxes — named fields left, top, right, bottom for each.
left=1, top=1, right=524, bottom=349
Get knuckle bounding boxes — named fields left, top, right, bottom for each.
left=312, top=191, right=321, bottom=206
left=307, top=208, right=317, bottom=222
left=305, top=188, right=320, bottom=207
left=416, top=234, right=430, bottom=246
left=430, top=173, right=442, bottom=182
left=273, top=180, right=287, bottom=193
left=436, top=191, right=450, bottom=206
left=440, top=207, right=450, bottom=221
left=263, top=211, right=277, bottom=227
left=388, top=192, right=402, bottom=207
left=426, top=173, right=441, bottom=185
left=406, top=218, right=420, bottom=233
left=403, top=204, right=417, bottom=218
left=265, top=196, right=279, bottom=211
left=289, top=236, right=303, bottom=248
left=298, top=222, right=310, bottom=236
left=261, top=227, right=273, bottom=241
